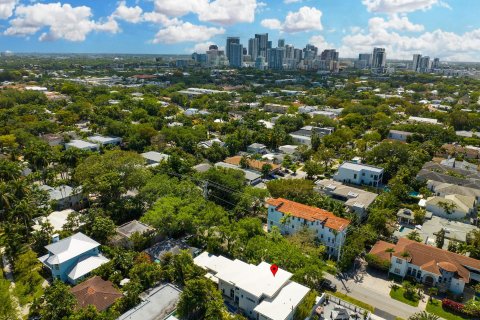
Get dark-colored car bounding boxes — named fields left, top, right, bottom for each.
left=319, top=279, right=337, bottom=292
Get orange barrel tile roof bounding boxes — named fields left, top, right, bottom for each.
left=266, top=197, right=350, bottom=231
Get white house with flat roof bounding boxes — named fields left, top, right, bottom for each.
left=333, top=161, right=384, bottom=187
left=87, top=135, right=122, bottom=147
left=141, top=151, right=170, bottom=167
left=65, top=139, right=99, bottom=151
left=194, top=252, right=310, bottom=320
left=388, top=130, right=413, bottom=142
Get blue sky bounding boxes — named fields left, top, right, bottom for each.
left=0, top=0, right=479, bottom=61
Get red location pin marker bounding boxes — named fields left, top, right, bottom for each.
left=270, top=264, right=278, bottom=277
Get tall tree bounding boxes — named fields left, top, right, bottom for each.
left=177, top=278, right=226, bottom=320
left=74, top=150, right=151, bottom=205
left=38, top=280, right=76, bottom=320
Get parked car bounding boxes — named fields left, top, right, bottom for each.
left=319, top=279, right=337, bottom=292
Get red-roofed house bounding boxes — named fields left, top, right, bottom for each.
left=266, top=198, right=350, bottom=260
left=70, top=276, right=123, bottom=311
left=369, top=238, right=480, bottom=294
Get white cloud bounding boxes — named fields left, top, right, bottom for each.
left=198, top=0, right=258, bottom=25
left=4, top=2, right=119, bottom=41
left=339, top=19, right=480, bottom=61
left=112, top=1, right=143, bottom=23
left=0, top=0, right=18, bottom=19
left=152, top=22, right=225, bottom=44
left=152, top=0, right=205, bottom=17
left=150, top=0, right=258, bottom=25
left=309, top=35, right=334, bottom=49
left=261, top=6, right=323, bottom=33
left=261, top=18, right=282, bottom=30
left=369, top=15, right=424, bottom=32
left=142, top=12, right=181, bottom=26
left=362, top=0, right=441, bottom=14
left=284, top=0, right=302, bottom=3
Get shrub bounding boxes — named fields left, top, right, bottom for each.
left=441, top=298, right=464, bottom=313
left=365, top=253, right=390, bottom=271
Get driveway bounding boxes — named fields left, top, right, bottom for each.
left=324, top=264, right=423, bottom=319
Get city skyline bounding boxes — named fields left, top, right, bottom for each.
left=0, top=0, right=479, bottom=62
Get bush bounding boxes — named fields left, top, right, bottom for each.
left=442, top=298, right=464, bottom=314
left=365, top=253, right=390, bottom=271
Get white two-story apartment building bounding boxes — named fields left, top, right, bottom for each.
left=370, top=238, right=480, bottom=294
left=266, top=198, right=350, bottom=260
left=194, top=252, right=310, bottom=320
left=333, top=161, right=384, bottom=187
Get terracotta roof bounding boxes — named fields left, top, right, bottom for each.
left=369, top=238, right=480, bottom=283
left=266, top=198, right=350, bottom=231
left=70, top=276, right=123, bottom=311
left=438, top=261, right=457, bottom=273
left=225, top=156, right=280, bottom=172
left=369, top=241, right=396, bottom=262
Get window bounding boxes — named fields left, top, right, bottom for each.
left=291, top=225, right=294, bottom=229
left=417, top=271, right=422, bottom=278
left=394, top=268, right=401, bottom=274
left=321, top=234, right=324, bottom=239
left=328, top=237, right=330, bottom=242
left=362, top=172, right=365, bottom=176
left=354, top=174, right=357, bottom=179
left=395, top=258, right=402, bottom=264
left=329, top=228, right=332, bottom=232
left=54, top=264, right=59, bottom=270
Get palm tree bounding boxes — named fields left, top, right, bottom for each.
left=438, top=201, right=457, bottom=216
left=427, top=287, right=438, bottom=302
left=408, top=311, right=439, bottom=320
left=279, top=213, right=292, bottom=230
left=385, top=247, right=395, bottom=258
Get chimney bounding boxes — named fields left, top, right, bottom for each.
left=52, top=233, right=60, bottom=243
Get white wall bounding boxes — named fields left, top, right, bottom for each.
left=425, top=203, right=467, bottom=220
left=267, top=206, right=346, bottom=259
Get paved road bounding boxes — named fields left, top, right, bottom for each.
left=324, top=272, right=423, bottom=319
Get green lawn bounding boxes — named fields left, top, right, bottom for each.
left=328, top=291, right=375, bottom=312
left=389, top=287, right=420, bottom=307
left=426, top=298, right=472, bottom=320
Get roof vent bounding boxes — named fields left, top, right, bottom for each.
left=347, top=192, right=359, bottom=198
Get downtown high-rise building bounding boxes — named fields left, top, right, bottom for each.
left=412, top=54, right=422, bottom=72
left=303, top=44, right=318, bottom=61
left=278, top=39, right=285, bottom=48
left=248, top=37, right=259, bottom=61
left=229, top=43, right=243, bottom=68
left=372, top=47, right=386, bottom=71
left=226, top=37, right=240, bottom=66
left=432, top=57, right=440, bottom=69
left=268, top=47, right=285, bottom=70
left=419, top=56, right=431, bottom=73
left=285, top=45, right=294, bottom=59
left=294, top=48, right=303, bottom=62
left=355, top=53, right=372, bottom=69
left=255, top=33, right=269, bottom=58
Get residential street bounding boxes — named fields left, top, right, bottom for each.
left=324, top=266, right=424, bottom=320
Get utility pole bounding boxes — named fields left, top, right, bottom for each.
left=203, top=180, right=209, bottom=199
